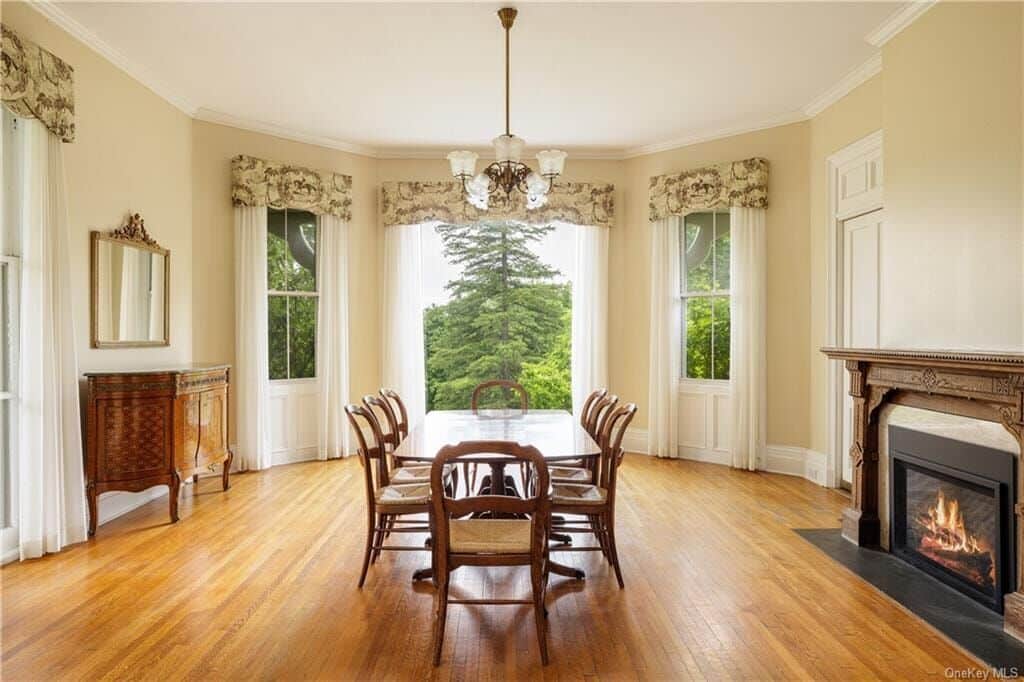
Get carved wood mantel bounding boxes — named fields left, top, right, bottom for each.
left=821, top=347, right=1024, bottom=639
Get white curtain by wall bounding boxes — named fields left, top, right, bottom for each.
left=647, top=217, right=682, bottom=458
left=571, top=224, right=609, bottom=421
left=729, top=207, right=767, bottom=471
left=234, top=206, right=272, bottom=471
left=382, top=223, right=427, bottom=425
left=316, top=214, right=350, bottom=459
left=15, top=118, right=87, bottom=559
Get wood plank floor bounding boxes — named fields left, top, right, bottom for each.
left=2, top=455, right=981, bottom=680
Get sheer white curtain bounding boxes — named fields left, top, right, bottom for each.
left=571, top=223, right=608, bottom=420
left=14, top=117, right=87, bottom=559
left=234, top=206, right=272, bottom=471
left=729, top=207, right=767, bottom=470
left=647, top=216, right=682, bottom=458
left=316, top=214, right=350, bottom=459
left=382, top=223, right=426, bottom=424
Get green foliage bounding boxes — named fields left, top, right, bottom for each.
left=424, top=221, right=572, bottom=410
left=267, top=208, right=318, bottom=380
left=682, top=213, right=731, bottom=381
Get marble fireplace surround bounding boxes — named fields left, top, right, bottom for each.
left=821, top=347, right=1024, bottom=640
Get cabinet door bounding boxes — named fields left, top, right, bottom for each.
left=97, top=399, right=172, bottom=481
left=197, top=387, right=228, bottom=468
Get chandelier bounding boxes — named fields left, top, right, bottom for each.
left=447, top=8, right=567, bottom=210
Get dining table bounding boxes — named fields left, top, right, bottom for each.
left=392, top=408, right=601, bottom=581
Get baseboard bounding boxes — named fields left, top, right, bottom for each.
left=97, top=487, right=168, bottom=525
left=764, top=445, right=829, bottom=487
left=622, top=427, right=649, bottom=455
left=271, top=447, right=320, bottom=467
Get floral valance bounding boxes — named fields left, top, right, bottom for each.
left=1, top=24, right=75, bottom=143
left=231, top=155, right=353, bottom=220
left=381, top=181, right=614, bottom=228
left=648, top=157, right=768, bottom=222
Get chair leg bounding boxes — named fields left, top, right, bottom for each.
left=432, top=575, right=450, bottom=666
left=605, top=511, right=624, bottom=589
left=371, top=514, right=387, bottom=564
left=589, top=515, right=609, bottom=560
left=531, top=558, right=550, bottom=665
left=358, top=510, right=374, bottom=588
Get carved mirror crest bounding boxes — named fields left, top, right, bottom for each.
left=91, top=213, right=170, bottom=348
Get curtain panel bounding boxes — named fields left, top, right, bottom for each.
left=316, top=214, right=351, bottom=460
left=382, top=224, right=427, bottom=426
left=381, top=181, right=614, bottom=229
left=571, top=224, right=609, bottom=423
left=647, top=217, right=682, bottom=458
left=13, top=118, right=87, bottom=558
left=648, top=158, right=768, bottom=222
left=231, top=155, right=353, bottom=221
left=1, top=25, right=75, bottom=143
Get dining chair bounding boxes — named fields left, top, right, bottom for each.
left=468, top=380, right=529, bottom=495
left=362, top=394, right=435, bottom=485
left=379, top=388, right=410, bottom=442
left=550, top=394, right=619, bottom=485
left=471, top=379, right=529, bottom=412
left=344, top=404, right=432, bottom=588
left=429, top=440, right=552, bottom=666
left=549, top=402, right=637, bottom=588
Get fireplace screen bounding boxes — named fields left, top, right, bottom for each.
left=890, top=426, right=1015, bottom=613
left=904, top=468, right=997, bottom=597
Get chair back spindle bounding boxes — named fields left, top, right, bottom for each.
left=471, top=380, right=529, bottom=413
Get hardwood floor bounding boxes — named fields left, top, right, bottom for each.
left=2, top=455, right=980, bottom=680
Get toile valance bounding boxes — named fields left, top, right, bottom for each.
left=1, top=24, right=75, bottom=143
left=381, top=181, right=614, bottom=229
left=231, top=155, right=353, bottom=220
left=648, top=157, right=768, bottom=222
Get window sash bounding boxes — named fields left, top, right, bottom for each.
left=266, top=208, right=319, bottom=382
left=679, top=211, right=730, bottom=381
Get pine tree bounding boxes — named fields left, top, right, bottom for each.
left=424, top=221, right=572, bottom=410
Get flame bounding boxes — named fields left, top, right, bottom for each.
left=918, top=489, right=985, bottom=554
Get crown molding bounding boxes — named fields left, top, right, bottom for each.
left=621, top=110, right=809, bottom=159
left=864, top=0, right=938, bottom=47
left=803, top=53, right=882, bottom=117
left=373, top=146, right=625, bottom=161
left=27, top=0, right=198, bottom=116
left=193, top=108, right=378, bottom=158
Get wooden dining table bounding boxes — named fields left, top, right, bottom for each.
left=392, top=408, right=601, bottom=581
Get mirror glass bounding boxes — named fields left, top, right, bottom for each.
left=93, top=239, right=168, bottom=345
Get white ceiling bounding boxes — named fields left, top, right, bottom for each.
left=50, top=2, right=900, bottom=157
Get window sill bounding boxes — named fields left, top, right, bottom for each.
left=678, top=378, right=730, bottom=393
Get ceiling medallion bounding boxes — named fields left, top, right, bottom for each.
left=447, top=8, right=567, bottom=210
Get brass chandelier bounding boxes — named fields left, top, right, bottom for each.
left=447, top=8, right=567, bottom=210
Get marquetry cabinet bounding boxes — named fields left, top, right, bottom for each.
left=84, top=365, right=234, bottom=535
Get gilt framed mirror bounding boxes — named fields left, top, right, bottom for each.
left=90, top=213, right=170, bottom=348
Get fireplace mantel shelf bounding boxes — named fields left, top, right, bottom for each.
left=820, top=345, right=1024, bottom=641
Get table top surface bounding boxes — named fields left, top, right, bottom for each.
left=392, top=409, right=600, bottom=462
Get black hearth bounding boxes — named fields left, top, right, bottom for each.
left=889, top=426, right=1016, bottom=613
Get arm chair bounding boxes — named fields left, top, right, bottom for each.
left=429, top=440, right=552, bottom=666
left=344, top=404, right=432, bottom=588
left=549, top=403, right=637, bottom=588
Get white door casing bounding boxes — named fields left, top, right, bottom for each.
left=826, top=130, right=883, bottom=488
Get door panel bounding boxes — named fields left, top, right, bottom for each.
left=841, top=209, right=883, bottom=484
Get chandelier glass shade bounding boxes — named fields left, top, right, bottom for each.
left=447, top=8, right=567, bottom=209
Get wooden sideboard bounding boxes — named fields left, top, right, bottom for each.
left=84, top=365, right=234, bottom=535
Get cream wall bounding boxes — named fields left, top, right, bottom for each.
left=622, top=122, right=812, bottom=448
left=191, top=121, right=378, bottom=444
left=3, top=2, right=194, bottom=373
left=881, top=1, right=1022, bottom=351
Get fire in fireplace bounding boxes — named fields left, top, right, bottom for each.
left=890, top=426, right=1015, bottom=613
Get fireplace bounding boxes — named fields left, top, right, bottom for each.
left=890, top=426, right=1016, bottom=612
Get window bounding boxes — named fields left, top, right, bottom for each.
left=421, top=220, right=574, bottom=410
left=267, top=208, right=318, bottom=380
left=2, top=108, right=21, bottom=547
left=680, top=211, right=730, bottom=380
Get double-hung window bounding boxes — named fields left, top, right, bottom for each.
left=679, top=211, right=731, bottom=381
left=267, top=208, right=318, bottom=381
left=1, top=108, right=22, bottom=556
